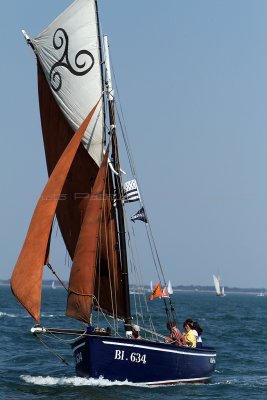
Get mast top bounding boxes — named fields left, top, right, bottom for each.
left=104, top=35, right=114, bottom=102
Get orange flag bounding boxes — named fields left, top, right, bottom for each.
left=150, top=282, right=163, bottom=300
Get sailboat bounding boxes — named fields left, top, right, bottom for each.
left=162, top=280, right=173, bottom=297
left=51, top=281, right=56, bottom=290
left=11, top=0, right=216, bottom=385
left=213, top=274, right=225, bottom=297
left=168, top=280, right=174, bottom=295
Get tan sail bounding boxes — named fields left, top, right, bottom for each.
left=94, top=169, right=126, bottom=320
left=66, top=146, right=126, bottom=323
left=11, top=99, right=101, bottom=322
left=38, top=62, right=99, bottom=259
left=66, top=148, right=109, bottom=322
left=39, top=62, right=126, bottom=321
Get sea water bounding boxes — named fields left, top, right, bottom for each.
left=1, top=285, right=266, bottom=399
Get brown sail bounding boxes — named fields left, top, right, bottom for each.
left=11, top=100, right=100, bottom=322
left=37, top=62, right=100, bottom=259
left=16, top=0, right=127, bottom=323
left=67, top=147, right=108, bottom=322
left=94, top=168, right=126, bottom=320
left=38, top=63, right=126, bottom=321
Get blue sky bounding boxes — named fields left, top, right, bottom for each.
left=1, top=0, right=267, bottom=289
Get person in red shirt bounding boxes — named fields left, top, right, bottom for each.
left=165, top=321, right=187, bottom=346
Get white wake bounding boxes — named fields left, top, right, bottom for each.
left=20, top=375, right=148, bottom=387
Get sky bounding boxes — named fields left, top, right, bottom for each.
left=1, top=0, right=267, bottom=289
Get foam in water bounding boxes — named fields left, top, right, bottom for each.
left=0, top=312, right=17, bottom=318
left=0, top=311, right=65, bottom=318
left=20, top=375, right=148, bottom=387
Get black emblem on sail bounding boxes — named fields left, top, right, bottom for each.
left=50, top=28, right=94, bottom=92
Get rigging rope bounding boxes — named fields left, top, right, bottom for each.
left=109, top=54, right=179, bottom=327
left=46, top=263, right=68, bottom=292
left=33, top=333, right=70, bottom=366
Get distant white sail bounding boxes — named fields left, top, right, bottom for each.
left=167, top=280, right=173, bottom=294
left=162, top=287, right=169, bottom=298
left=52, top=281, right=56, bottom=289
left=150, top=281, right=153, bottom=291
left=213, top=274, right=224, bottom=296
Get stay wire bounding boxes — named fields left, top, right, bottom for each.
left=46, top=263, right=68, bottom=292
left=109, top=49, right=177, bottom=325
left=111, top=64, right=168, bottom=286
left=33, top=333, right=70, bottom=366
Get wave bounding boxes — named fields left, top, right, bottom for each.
left=0, top=312, right=17, bottom=318
left=40, top=313, right=66, bottom=318
left=20, top=375, right=147, bottom=387
left=0, top=311, right=65, bottom=318
left=210, top=375, right=267, bottom=387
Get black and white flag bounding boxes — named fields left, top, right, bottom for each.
left=123, top=179, right=140, bottom=203
left=131, top=207, right=148, bottom=223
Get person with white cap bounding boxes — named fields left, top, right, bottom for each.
left=132, top=324, right=141, bottom=339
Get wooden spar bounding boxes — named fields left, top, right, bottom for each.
left=31, top=326, right=86, bottom=335
left=31, top=325, right=170, bottom=342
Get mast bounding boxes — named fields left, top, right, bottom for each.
left=95, top=0, right=106, bottom=145
left=104, top=35, right=132, bottom=334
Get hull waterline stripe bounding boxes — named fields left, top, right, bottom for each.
left=72, top=342, right=86, bottom=352
left=102, top=341, right=216, bottom=357
left=145, top=376, right=210, bottom=385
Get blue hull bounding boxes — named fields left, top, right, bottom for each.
left=72, top=335, right=216, bottom=385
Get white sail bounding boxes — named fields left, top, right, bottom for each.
left=29, top=0, right=104, bottom=166
left=51, top=281, right=56, bottom=289
left=213, top=274, right=221, bottom=296
left=167, top=280, right=173, bottom=294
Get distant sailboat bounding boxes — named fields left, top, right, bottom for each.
left=153, top=280, right=173, bottom=298
left=51, top=281, right=56, bottom=290
left=167, top=280, right=173, bottom=294
left=158, top=281, right=173, bottom=298
left=213, top=275, right=225, bottom=297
